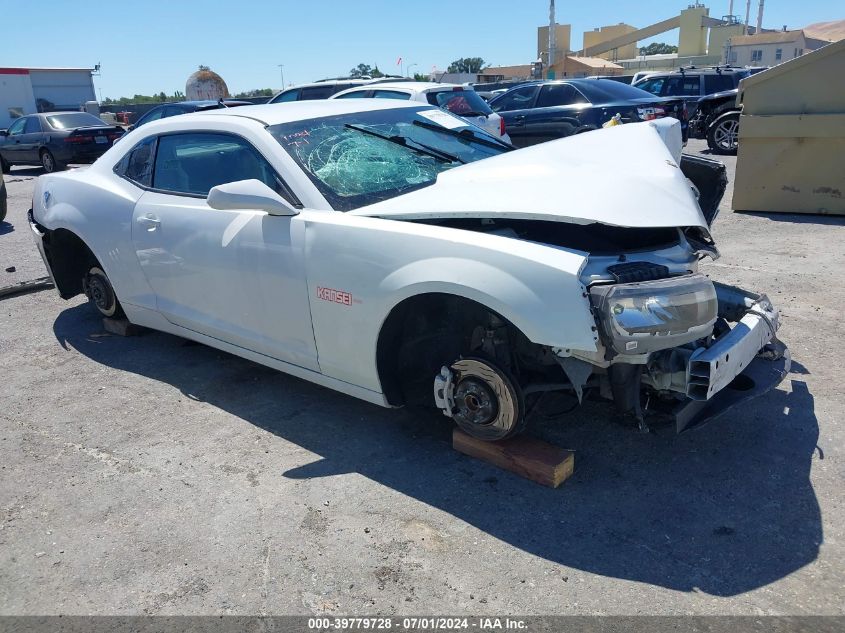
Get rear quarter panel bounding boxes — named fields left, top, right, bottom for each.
left=33, top=168, right=152, bottom=308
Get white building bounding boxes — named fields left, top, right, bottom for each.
left=725, top=30, right=830, bottom=67
left=0, top=67, right=97, bottom=128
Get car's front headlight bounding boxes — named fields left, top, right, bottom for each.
left=590, top=274, right=717, bottom=355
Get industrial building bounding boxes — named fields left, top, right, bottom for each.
left=0, top=67, right=97, bottom=129
left=481, top=2, right=841, bottom=83
left=726, top=29, right=835, bottom=67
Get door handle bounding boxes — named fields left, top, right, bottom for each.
left=136, top=215, right=161, bottom=231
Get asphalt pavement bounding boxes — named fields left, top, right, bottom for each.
left=0, top=141, right=843, bottom=615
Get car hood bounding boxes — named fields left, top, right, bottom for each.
left=351, top=120, right=708, bottom=231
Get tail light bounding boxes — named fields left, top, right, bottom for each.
left=64, top=135, right=93, bottom=144
left=637, top=106, right=666, bottom=121
left=499, top=116, right=506, bottom=136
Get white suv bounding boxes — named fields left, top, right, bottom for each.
left=267, top=77, right=410, bottom=104
left=331, top=82, right=511, bottom=143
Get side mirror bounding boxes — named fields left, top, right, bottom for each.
left=0, top=129, right=8, bottom=137
left=207, top=179, right=298, bottom=216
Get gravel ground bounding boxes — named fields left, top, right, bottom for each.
left=0, top=141, right=843, bottom=615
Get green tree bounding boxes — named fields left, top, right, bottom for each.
left=638, top=42, right=678, bottom=55
left=349, top=63, right=373, bottom=78
left=233, top=88, right=274, bottom=98
left=413, top=72, right=429, bottom=82
left=446, top=57, right=486, bottom=73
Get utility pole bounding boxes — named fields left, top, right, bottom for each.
left=277, top=64, right=285, bottom=88
left=548, top=0, right=556, bottom=68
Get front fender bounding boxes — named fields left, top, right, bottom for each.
left=378, top=257, right=597, bottom=353
left=304, top=212, right=598, bottom=393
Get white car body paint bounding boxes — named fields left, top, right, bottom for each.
left=30, top=100, right=783, bottom=425
left=353, top=119, right=707, bottom=231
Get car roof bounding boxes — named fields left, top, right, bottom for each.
left=193, top=99, right=427, bottom=126
left=639, top=67, right=749, bottom=77
left=332, top=81, right=468, bottom=97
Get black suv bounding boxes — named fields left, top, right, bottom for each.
left=632, top=66, right=754, bottom=119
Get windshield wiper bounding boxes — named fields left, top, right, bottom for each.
left=411, top=119, right=513, bottom=150
left=344, top=124, right=465, bottom=164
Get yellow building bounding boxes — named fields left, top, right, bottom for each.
left=537, top=24, right=572, bottom=63
left=583, top=24, right=638, bottom=61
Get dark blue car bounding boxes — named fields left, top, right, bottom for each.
left=489, top=79, right=688, bottom=148
left=129, top=99, right=251, bottom=131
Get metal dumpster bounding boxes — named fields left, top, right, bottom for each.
left=733, top=38, right=845, bottom=215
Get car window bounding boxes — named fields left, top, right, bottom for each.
left=536, top=84, right=588, bottom=108
left=490, top=85, right=539, bottom=112
left=152, top=132, right=285, bottom=199
left=428, top=90, right=493, bottom=115
left=634, top=77, right=665, bottom=95
left=24, top=117, right=42, bottom=133
left=162, top=105, right=186, bottom=119
left=704, top=74, right=736, bottom=93
left=7, top=118, right=26, bottom=136
left=114, top=136, right=157, bottom=188
left=372, top=90, right=411, bottom=100
left=135, top=107, right=165, bottom=127
left=272, top=89, right=300, bottom=103
left=663, top=76, right=701, bottom=96
left=335, top=90, right=369, bottom=99
left=44, top=112, right=105, bottom=129
left=270, top=107, right=509, bottom=211
left=300, top=86, right=337, bottom=100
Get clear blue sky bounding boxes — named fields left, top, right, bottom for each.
left=1, top=0, right=840, bottom=98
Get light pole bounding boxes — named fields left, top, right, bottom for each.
left=277, top=64, right=285, bottom=88
left=406, top=62, right=418, bottom=78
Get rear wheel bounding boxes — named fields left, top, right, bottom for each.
left=707, top=111, right=740, bottom=155
left=438, top=357, right=525, bottom=441
left=82, top=265, right=125, bottom=319
left=40, top=149, right=65, bottom=173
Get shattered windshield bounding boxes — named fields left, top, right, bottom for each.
left=269, top=106, right=509, bottom=211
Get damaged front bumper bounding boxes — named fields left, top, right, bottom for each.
left=650, top=282, right=790, bottom=432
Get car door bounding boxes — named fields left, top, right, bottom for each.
left=489, top=85, right=539, bottom=148
left=2, top=118, right=29, bottom=164
left=130, top=131, right=319, bottom=370
left=521, top=84, right=589, bottom=145
left=20, top=115, right=44, bottom=162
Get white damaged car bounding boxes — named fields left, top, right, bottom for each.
left=29, top=100, right=789, bottom=440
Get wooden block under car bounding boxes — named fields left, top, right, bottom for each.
left=452, top=428, right=574, bottom=488
left=102, top=317, right=144, bottom=337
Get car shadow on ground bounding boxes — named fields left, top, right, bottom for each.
left=734, top=211, right=845, bottom=226
left=6, top=167, right=45, bottom=178
left=53, top=303, right=823, bottom=598
left=0, top=221, right=13, bottom=235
